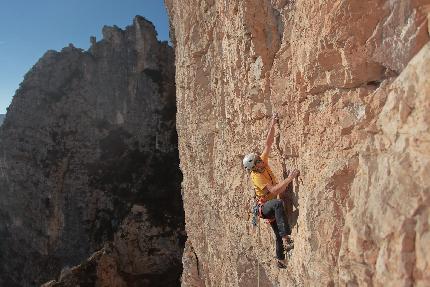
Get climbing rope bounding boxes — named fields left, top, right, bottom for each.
left=257, top=216, right=260, bottom=287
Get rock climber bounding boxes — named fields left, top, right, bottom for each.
left=243, top=113, right=299, bottom=268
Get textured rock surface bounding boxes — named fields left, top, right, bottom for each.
left=41, top=205, right=184, bottom=287
left=0, top=114, right=4, bottom=125
left=165, top=1, right=430, bottom=286
left=0, top=16, right=184, bottom=286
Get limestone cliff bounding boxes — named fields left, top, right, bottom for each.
left=0, top=16, right=184, bottom=286
left=165, top=1, right=430, bottom=286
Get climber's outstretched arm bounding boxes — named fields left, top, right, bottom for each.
left=261, top=113, right=278, bottom=159
left=264, top=169, right=299, bottom=196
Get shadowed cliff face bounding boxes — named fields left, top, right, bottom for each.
left=165, top=1, right=430, bottom=286
left=0, top=16, right=185, bottom=287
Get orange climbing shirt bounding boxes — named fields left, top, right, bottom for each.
left=250, top=153, right=278, bottom=203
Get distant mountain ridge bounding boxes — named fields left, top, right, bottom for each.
left=0, top=16, right=183, bottom=286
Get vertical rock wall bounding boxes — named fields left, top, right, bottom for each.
left=0, top=16, right=184, bottom=286
left=166, top=1, right=430, bottom=286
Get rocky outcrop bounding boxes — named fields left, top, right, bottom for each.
left=42, top=205, right=184, bottom=287
left=0, top=16, right=184, bottom=286
left=165, top=1, right=430, bottom=286
left=0, top=114, right=4, bottom=125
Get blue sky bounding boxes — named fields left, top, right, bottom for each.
left=0, top=0, right=170, bottom=114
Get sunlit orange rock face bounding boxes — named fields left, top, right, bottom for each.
left=165, top=1, right=430, bottom=286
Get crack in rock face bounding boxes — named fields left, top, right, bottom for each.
left=165, top=0, right=430, bottom=286
left=0, top=16, right=185, bottom=287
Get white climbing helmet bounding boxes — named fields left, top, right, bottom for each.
left=243, top=153, right=258, bottom=172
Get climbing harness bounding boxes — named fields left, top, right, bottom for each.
left=251, top=199, right=276, bottom=227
